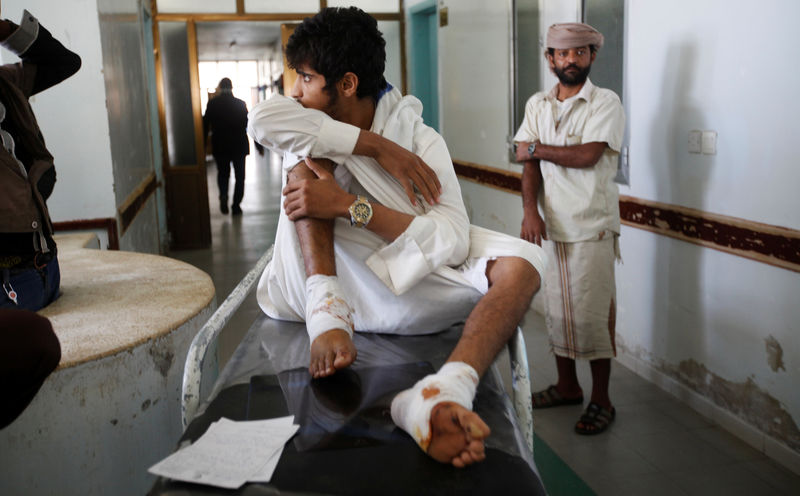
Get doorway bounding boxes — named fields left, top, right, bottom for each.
left=408, top=0, right=439, bottom=131
left=155, top=20, right=284, bottom=249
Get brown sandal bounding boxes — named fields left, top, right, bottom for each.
left=575, top=402, right=615, bottom=435
left=531, top=385, right=584, bottom=409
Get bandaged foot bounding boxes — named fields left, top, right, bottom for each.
left=391, top=362, right=491, bottom=467
left=305, top=275, right=357, bottom=378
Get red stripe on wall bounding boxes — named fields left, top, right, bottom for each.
left=453, top=159, right=800, bottom=273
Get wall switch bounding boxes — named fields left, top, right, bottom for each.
left=688, top=130, right=702, bottom=153
left=701, top=130, right=717, bottom=155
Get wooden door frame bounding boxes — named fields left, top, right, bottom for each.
left=152, top=9, right=212, bottom=249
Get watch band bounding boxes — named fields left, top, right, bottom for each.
left=527, top=142, right=537, bottom=159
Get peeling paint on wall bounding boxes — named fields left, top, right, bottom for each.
left=672, top=359, right=799, bottom=451
left=765, top=336, right=786, bottom=373
left=618, top=339, right=800, bottom=452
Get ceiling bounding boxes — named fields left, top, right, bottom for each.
left=196, top=21, right=283, bottom=61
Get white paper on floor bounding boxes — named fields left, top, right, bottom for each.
left=148, top=415, right=299, bottom=489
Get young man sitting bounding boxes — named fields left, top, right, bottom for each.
left=248, top=7, right=546, bottom=467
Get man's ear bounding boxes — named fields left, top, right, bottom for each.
left=545, top=52, right=556, bottom=73
left=339, top=72, right=359, bottom=98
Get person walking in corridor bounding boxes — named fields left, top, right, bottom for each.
left=203, top=77, right=252, bottom=215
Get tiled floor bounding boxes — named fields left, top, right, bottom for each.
left=171, top=150, right=281, bottom=365
left=170, top=150, right=800, bottom=496
left=523, top=312, right=800, bottom=495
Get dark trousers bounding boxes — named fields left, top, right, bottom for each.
left=0, top=308, right=61, bottom=429
left=214, top=153, right=246, bottom=207
left=1, top=256, right=60, bottom=311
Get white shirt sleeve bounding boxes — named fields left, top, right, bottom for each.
left=513, top=94, right=544, bottom=143
left=247, top=94, right=360, bottom=168
left=581, top=91, right=625, bottom=152
left=365, top=130, right=470, bottom=294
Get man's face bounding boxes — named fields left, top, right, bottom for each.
left=290, top=64, right=338, bottom=117
left=548, top=46, right=595, bottom=86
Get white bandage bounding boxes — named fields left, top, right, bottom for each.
left=390, top=361, right=479, bottom=452
left=305, top=274, right=354, bottom=343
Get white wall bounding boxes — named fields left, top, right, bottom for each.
left=437, top=0, right=513, bottom=170
left=618, top=0, right=800, bottom=456
left=419, top=0, right=800, bottom=461
left=1, top=0, right=117, bottom=223
left=626, top=1, right=800, bottom=229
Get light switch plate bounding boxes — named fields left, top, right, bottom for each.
left=688, top=130, right=702, bottom=154
left=702, top=131, right=717, bottom=155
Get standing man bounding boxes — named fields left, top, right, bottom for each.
left=514, top=22, right=625, bottom=435
left=203, top=77, right=253, bottom=215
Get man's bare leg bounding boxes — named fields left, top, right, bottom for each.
left=554, top=355, right=583, bottom=399
left=287, top=160, right=356, bottom=378
left=426, top=256, right=540, bottom=467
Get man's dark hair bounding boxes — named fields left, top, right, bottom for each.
left=286, top=7, right=387, bottom=101
left=218, top=77, right=233, bottom=89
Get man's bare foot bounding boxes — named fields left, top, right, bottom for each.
left=309, top=329, right=357, bottom=378
left=427, top=402, right=491, bottom=468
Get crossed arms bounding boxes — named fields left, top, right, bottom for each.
left=248, top=95, right=471, bottom=293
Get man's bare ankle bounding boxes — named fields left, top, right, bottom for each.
left=313, top=328, right=352, bottom=342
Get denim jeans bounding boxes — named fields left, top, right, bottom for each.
left=1, top=256, right=61, bottom=311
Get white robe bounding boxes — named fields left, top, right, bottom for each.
left=248, top=87, right=546, bottom=336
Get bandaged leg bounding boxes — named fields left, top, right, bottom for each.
left=305, top=274, right=354, bottom=342
left=391, top=361, right=489, bottom=465
left=305, top=274, right=357, bottom=377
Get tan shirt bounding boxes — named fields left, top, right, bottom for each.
left=514, top=78, right=625, bottom=242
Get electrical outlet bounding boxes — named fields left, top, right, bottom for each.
left=701, top=131, right=717, bottom=155
left=688, top=130, right=702, bottom=154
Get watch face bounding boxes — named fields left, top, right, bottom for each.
left=353, top=203, right=371, bottom=220
left=350, top=198, right=373, bottom=227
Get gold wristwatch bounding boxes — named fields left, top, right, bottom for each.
left=348, top=195, right=373, bottom=228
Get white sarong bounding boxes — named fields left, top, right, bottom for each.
left=543, top=233, right=618, bottom=359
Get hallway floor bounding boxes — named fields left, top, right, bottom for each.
left=170, top=151, right=800, bottom=496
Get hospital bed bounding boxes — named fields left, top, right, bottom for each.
left=148, top=247, right=547, bottom=495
